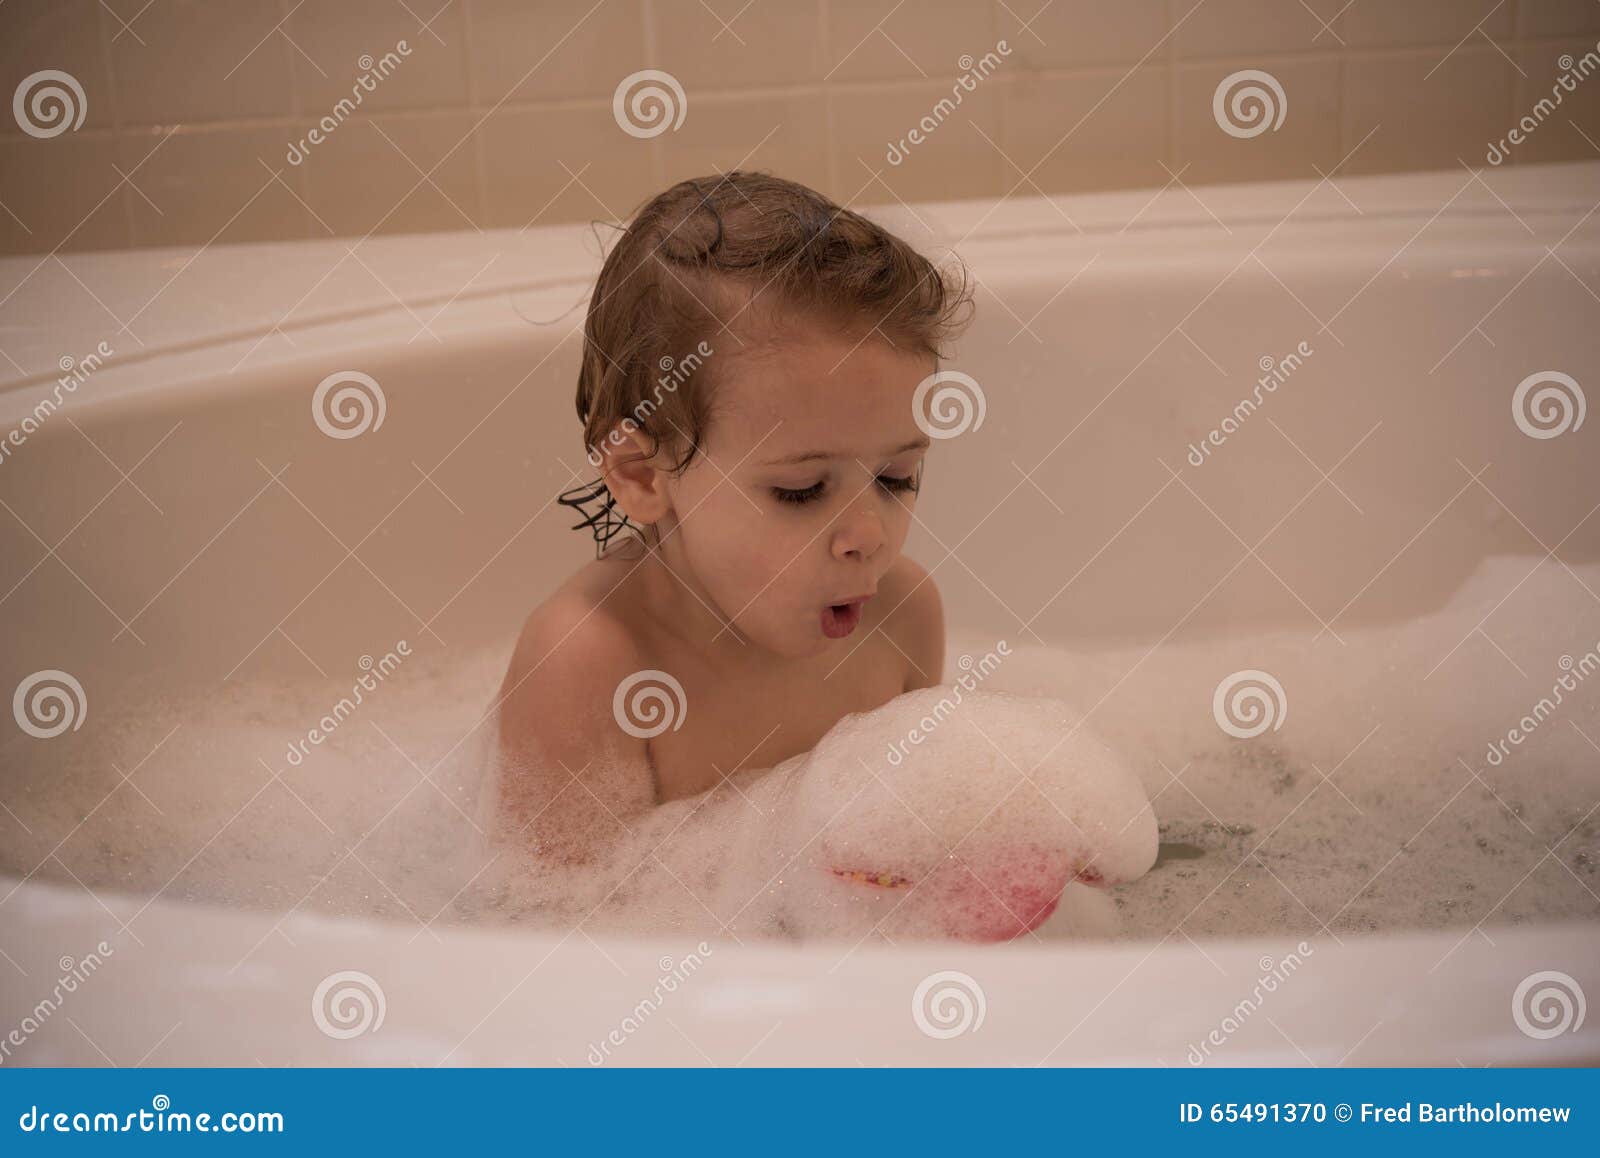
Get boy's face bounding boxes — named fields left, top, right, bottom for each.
left=662, top=319, right=934, bottom=659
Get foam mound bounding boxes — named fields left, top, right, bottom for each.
left=509, top=687, right=1159, bottom=943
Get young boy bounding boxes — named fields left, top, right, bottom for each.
left=492, top=171, right=972, bottom=862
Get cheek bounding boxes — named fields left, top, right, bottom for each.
left=679, top=489, right=794, bottom=592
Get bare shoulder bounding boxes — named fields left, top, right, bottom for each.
left=500, top=578, right=641, bottom=732
left=877, top=554, right=945, bottom=692
left=493, top=560, right=656, bottom=854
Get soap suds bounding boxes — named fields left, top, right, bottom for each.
left=2, top=555, right=1596, bottom=943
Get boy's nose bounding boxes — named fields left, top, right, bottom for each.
left=831, top=506, right=885, bottom=561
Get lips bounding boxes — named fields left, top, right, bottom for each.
left=821, top=592, right=871, bottom=640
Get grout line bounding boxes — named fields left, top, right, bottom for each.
left=821, top=0, right=838, bottom=198
left=641, top=0, right=665, bottom=191
left=462, top=0, right=492, bottom=224
left=94, top=0, right=135, bottom=251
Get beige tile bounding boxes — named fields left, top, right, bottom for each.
left=1343, top=46, right=1514, bottom=174
left=1518, top=0, right=1600, bottom=38
left=1504, top=40, right=1600, bottom=166
left=824, top=0, right=995, bottom=83
left=296, top=112, right=484, bottom=238
left=0, top=134, right=129, bottom=254
left=1, top=0, right=114, bottom=137
left=468, top=0, right=649, bottom=104
left=653, top=0, right=827, bottom=89
left=659, top=90, right=830, bottom=196
left=1175, top=58, right=1339, bottom=184
left=832, top=79, right=1001, bottom=203
left=1342, top=0, right=1512, bottom=49
left=287, top=0, right=469, bottom=115
left=120, top=126, right=317, bottom=247
left=1002, top=66, right=1169, bottom=194
left=996, top=0, right=1169, bottom=69
left=477, top=103, right=662, bottom=229
left=104, top=0, right=295, bottom=125
left=1172, top=0, right=1348, bottom=58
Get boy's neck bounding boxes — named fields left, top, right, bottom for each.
left=633, top=532, right=812, bottom=678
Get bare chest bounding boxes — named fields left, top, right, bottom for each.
left=645, top=642, right=907, bottom=801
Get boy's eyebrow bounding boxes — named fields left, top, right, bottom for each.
left=763, top=436, right=930, bottom=467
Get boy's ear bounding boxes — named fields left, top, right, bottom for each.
left=598, top=423, right=673, bottom=527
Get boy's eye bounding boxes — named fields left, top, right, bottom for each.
left=772, top=481, right=825, bottom=505
left=770, top=473, right=921, bottom=506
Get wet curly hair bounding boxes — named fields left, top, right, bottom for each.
left=574, top=170, right=973, bottom=482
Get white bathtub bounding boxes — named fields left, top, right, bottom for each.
left=1, top=162, right=1597, bottom=1065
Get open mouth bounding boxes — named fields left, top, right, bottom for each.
left=821, top=598, right=866, bottom=639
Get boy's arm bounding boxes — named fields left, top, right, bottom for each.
left=491, top=597, right=657, bottom=863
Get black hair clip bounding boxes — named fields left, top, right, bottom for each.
left=557, top=476, right=648, bottom=557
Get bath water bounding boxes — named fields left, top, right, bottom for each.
left=1, top=555, right=1595, bottom=944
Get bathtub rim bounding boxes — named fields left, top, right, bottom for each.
left=3, top=873, right=1596, bottom=1067
left=1, top=159, right=1596, bottom=423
